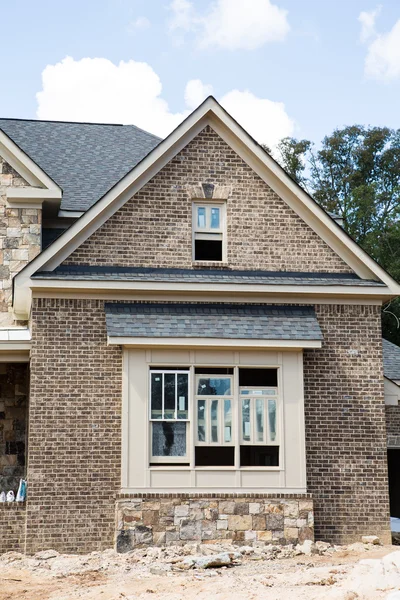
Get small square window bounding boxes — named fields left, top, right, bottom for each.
left=193, top=202, right=226, bottom=262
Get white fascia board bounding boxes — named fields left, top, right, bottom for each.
left=27, top=278, right=394, bottom=298
left=58, top=210, right=84, bottom=218
left=12, top=97, right=400, bottom=317
left=0, top=342, right=31, bottom=352
left=0, top=327, right=31, bottom=341
left=0, top=130, right=61, bottom=191
left=107, top=336, right=322, bottom=349
left=6, top=186, right=62, bottom=208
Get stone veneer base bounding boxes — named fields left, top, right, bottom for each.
left=115, top=494, right=314, bottom=552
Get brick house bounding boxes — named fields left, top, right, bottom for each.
left=0, top=97, right=399, bottom=553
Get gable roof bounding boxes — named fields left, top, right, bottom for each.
left=0, top=118, right=161, bottom=212
left=13, top=97, right=400, bottom=318
left=383, top=339, right=400, bottom=382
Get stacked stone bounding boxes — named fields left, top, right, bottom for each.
left=0, top=158, right=41, bottom=324
left=116, top=495, right=314, bottom=552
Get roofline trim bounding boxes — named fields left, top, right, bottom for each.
left=12, top=96, right=400, bottom=318
left=107, top=336, right=322, bottom=349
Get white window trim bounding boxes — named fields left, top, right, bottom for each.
left=149, top=369, right=190, bottom=464
left=192, top=200, right=227, bottom=263
left=195, top=374, right=234, bottom=447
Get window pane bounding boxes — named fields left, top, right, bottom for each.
left=177, top=373, right=188, bottom=419
left=211, top=207, right=220, bottom=229
left=197, top=207, right=206, bottom=228
left=151, top=373, right=162, bottom=419
left=242, top=399, right=251, bottom=441
left=211, top=399, right=219, bottom=443
left=224, top=399, right=232, bottom=443
left=256, top=399, right=264, bottom=442
left=197, top=400, right=206, bottom=442
left=152, top=422, right=186, bottom=457
left=197, top=377, right=231, bottom=396
left=268, top=399, right=277, bottom=441
left=164, top=373, right=175, bottom=419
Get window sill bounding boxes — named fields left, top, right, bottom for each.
left=148, top=465, right=283, bottom=471
left=192, top=261, right=229, bottom=269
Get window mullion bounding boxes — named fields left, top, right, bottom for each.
left=174, top=372, right=177, bottom=420
left=161, top=373, right=165, bottom=420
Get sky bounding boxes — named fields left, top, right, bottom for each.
left=1, top=0, right=400, bottom=149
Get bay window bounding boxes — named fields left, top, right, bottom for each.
left=149, top=366, right=280, bottom=468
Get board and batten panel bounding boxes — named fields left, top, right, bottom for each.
left=122, top=348, right=307, bottom=492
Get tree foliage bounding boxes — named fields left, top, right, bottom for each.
left=272, top=127, right=400, bottom=345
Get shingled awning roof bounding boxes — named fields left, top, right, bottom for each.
left=105, top=303, right=323, bottom=347
left=383, top=339, right=400, bottom=382
left=33, top=266, right=385, bottom=287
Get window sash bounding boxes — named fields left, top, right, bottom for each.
left=149, top=370, right=189, bottom=421
left=193, top=203, right=224, bottom=233
left=239, top=387, right=279, bottom=445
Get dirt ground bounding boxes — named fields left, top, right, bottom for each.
left=0, top=542, right=399, bottom=600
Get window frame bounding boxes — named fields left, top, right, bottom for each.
left=194, top=373, right=234, bottom=447
left=149, top=369, right=190, bottom=464
left=192, top=200, right=227, bottom=263
left=147, top=365, right=282, bottom=470
left=239, top=386, right=279, bottom=446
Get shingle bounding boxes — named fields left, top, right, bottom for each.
left=105, top=302, right=323, bottom=341
left=0, top=119, right=161, bottom=212
left=383, top=338, right=400, bottom=381
left=33, top=265, right=385, bottom=287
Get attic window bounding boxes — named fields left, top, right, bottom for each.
left=193, top=202, right=226, bottom=262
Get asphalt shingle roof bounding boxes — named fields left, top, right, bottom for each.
left=33, top=265, right=384, bottom=287
left=105, top=303, right=323, bottom=341
left=0, top=118, right=161, bottom=212
left=383, top=338, right=400, bottom=381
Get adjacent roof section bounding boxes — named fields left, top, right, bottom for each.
left=105, top=303, right=323, bottom=341
left=0, top=118, right=161, bottom=212
left=383, top=339, right=400, bottom=381
left=33, top=265, right=385, bottom=287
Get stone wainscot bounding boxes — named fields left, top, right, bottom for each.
left=116, top=494, right=314, bottom=552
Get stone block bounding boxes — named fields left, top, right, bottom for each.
left=234, top=502, right=249, bottom=515
left=284, top=527, right=299, bottom=540
left=217, top=519, right=228, bottom=530
left=166, top=530, right=179, bottom=543
left=143, top=510, right=159, bottom=526
left=252, top=514, right=266, bottom=530
left=283, top=501, right=299, bottom=518
left=264, top=503, right=283, bottom=514
left=174, top=504, right=189, bottom=518
left=298, top=526, right=314, bottom=543
left=249, top=503, right=261, bottom=514
left=116, top=530, right=134, bottom=553
left=219, top=501, right=235, bottom=514
left=257, top=530, right=273, bottom=542
left=245, top=530, right=257, bottom=542
left=204, top=507, right=218, bottom=521
left=266, top=513, right=284, bottom=530
left=179, top=519, right=202, bottom=541
left=227, top=515, right=252, bottom=531
left=153, top=531, right=166, bottom=546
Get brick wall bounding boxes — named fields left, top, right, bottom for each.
left=0, top=363, right=29, bottom=494
left=64, top=126, right=352, bottom=274
left=25, top=298, right=390, bottom=552
left=304, top=304, right=391, bottom=544
left=0, top=503, right=26, bottom=553
left=116, top=494, right=313, bottom=550
left=386, top=406, right=400, bottom=447
left=0, top=158, right=41, bottom=326
left=26, top=298, right=122, bottom=554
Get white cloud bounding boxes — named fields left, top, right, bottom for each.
left=168, top=0, right=289, bottom=50
left=362, top=17, right=400, bottom=81
left=127, top=16, right=151, bottom=32
left=36, top=57, right=294, bottom=147
left=184, top=79, right=213, bottom=109
left=219, top=89, right=294, bottom=148
left=358, top=6, right=381, bottom=43
left=36, top=57, right=187, bottom=137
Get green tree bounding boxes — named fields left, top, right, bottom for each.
left=270, top=126, right=400, bottom=345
